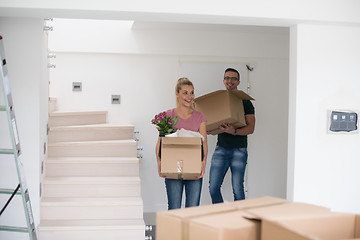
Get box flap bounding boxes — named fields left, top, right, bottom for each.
left=162, top=137, right=202, bottom=146
left=190, top=210, right=252, bottom=227
left=189, top=210, right=260, bottom=240
left=265, top=213, right=357, bottom=240
left=230, top=196, right=288, bottom=211
left=159, top=202, right=236, bottom=219
left=245, top=202, right=331, bottom=221
left=262, top=219, right=311, bottom=240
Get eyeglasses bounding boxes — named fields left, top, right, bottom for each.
left=224, top=76, right=239, bottom=81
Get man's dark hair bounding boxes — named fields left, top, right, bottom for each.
left=224, top=68, right=240, bottom=80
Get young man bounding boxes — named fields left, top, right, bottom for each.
left=208, top=68, right=255, bottom=203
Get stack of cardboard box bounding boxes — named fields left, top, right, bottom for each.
left=156, top=196, right=360, bottom=240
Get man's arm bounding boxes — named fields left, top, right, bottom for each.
left=218, top=114, right=255, bottom=135
left=235, top=114, right=255, bottom=135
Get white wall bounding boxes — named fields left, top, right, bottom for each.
left=0, top=17, right=48, bottom=239
left=48, top=19, right=289, bottom=212
left=289, top=24, right=360, bottom=213
left=1, top=1, right=359, bottom=232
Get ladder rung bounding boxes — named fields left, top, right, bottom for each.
left=0, top=148, right=14, bottom=154
left=0, top=225, right=28, bottom=233
left=0, top=188, right=21, bottom=195
left=0, top=105, right=6, bottom=111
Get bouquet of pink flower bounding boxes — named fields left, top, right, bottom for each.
left=151, top=111, right=178, bottom=136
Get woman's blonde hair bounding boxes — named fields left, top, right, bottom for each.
left=175, top=77, right=195, bottom=109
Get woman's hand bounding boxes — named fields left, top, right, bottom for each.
left=157, top=158, right=165, bottom=178
left=156, top=136, right=165, bottom=178
left=196, top=159, right=206, bottom=179
left=197, top=121, right=208, bottom=179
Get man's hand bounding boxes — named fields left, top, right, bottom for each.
left=219, top=123, right=236, bottom=135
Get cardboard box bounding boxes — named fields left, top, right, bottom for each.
left=156, top=196, right=286, bottom=240
left=186, top=200, right=329, bottom=240
left=243, top=202, right=336, bottom=240
left=156, top=202, right=237, bottom=240
left=261, top=212, right=360, bottom=240
left=160, top=137, right=202, bottom=180
left=157, top=195, right=348, bottom=240
left=189, top=210, right=259, bottom=240
left=194, top=90, right=254, bottom=135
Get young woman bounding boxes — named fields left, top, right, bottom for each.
left=155, top=77, right=208, bottom=210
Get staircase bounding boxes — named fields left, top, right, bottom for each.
left=38, top=99, right=145, bottom=240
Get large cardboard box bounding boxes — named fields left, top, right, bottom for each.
left=160, top=137, right=202, bottom=180
left=261, top=212, right=360, bottom=240
left=156, top=196, right=287, bottom=240
left=186, top=201, right=330, bottom=240
left=156, top=202, right=237, bottom=240
left=194, top=90, right=254, bottom=135
left=243, top=202, right=336, bottom=240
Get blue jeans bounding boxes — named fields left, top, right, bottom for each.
left=209, top=146, right=248, bottom=204
left=165, top=178, right=203, bottom=210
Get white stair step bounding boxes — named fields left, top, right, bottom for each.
left=47, top=140, right=137, bottom=158
left=42, top=177, right=141, bottom=198
left=40, top=197, right=143, bottom=220
left=48, top=123, right=135, bottom=142
left=48, top=111, right=107, bottom=127
left=45, top=157, right=139, bottom=177
left=39, top=219, right=145, bottom=240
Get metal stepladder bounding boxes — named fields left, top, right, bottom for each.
left=0, top=36, right=38, bottom=240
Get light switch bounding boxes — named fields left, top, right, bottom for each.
left=111, top=95, right=121, bottom=104
left=330, top=111, right=357, bottom=132
left=72, top=82, right=82, bottom=91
